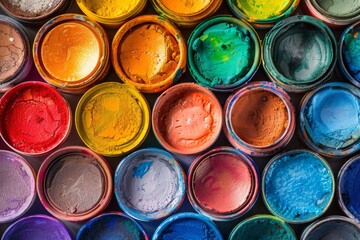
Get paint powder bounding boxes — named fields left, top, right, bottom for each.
left=41, top=22, right=100, bottom=82
left=1, top=0, right=62, bottom=17
left=231, top=90, right=288, bottom=146
left=81, top=0, right=141, bottom=17
left=304, top=219, right=360, bottom=240
left=45, top=154, right=105, bottom=214
left=343, top=28, right=360, bottom=82
left=160, top=0, right=211, bottom=15
left=192, top=152, right=253, bottom=214
left=192, top=22, right=254, bottom=87
left=0, top=20, right=25, bottom=83
left=235, top=0, right=293, bottom=20
left=315, top=0, right=360, bottom=17
left=119, top=23, right=180, bottom=85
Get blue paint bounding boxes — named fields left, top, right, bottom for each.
left=263, top=150, right=334, bottom=223
left=342, top=25, right=360, bottom=84
left=133, top=161, right=153, bottom=178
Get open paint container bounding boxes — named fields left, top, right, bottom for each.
left=153, top=212, right=223, bottom=240
left=152, top=83, right=223, bottom=155
left=262, top=150, right=334, bottom=224
left=299, top=82, right=360, bottom=157
left=76, top=212, right=148, bottom=240
left=229, top=215, right=296, bottom=240
left=263, top=15, right=337, bottom=92
left=224, top=81, right=295, bottom=157
left=33, top=14, right=110, bottom=93
left=114, top=148, right=186, bottom=221
left=188, top=147, right=259, bottom=221
left=0, top=81, right=72, bottom=156
left=112, top=15, right=186, bottom=93
left=75, top=82, right=150, bottom=157
left=2, top=214, right=72, bottom=240
left=0, top=150, right=36, bottom=223
left=187, top=16, right=261, bottom=92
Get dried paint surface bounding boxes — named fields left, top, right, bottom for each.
left=119, top=23, right=180, bottom=84
left=2, top=0, right=61, bottom=17
left=0, top=21, right=25, bottom=83
left=305, top=220, right=360, bottom=240
left=160, top=0, right=211, bottom=14
left=81, top=0, right=140, bottom=17
left=231, top=90, right=288, bottom=146
left=46, top=154, right=105, bottom=214
left=315, top=0, right=360, bottom=17
left=41, top=22, right=100, bottom=82
left=235, top=0, right=293, bottom=20
left=343, top=29, right=360, bottom=82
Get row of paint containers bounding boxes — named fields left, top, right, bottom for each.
left=1, top=145, right=360, bottom=239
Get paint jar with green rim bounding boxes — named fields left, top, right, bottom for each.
left=263, top=15, right=337, bottom=92
left=112, top=15, right=187, bottom=93
left=76, top=0, right=147, bottom=28
left=188, top=16, right=261, bottom=92
left=75, top=82, right=150, bottom=157
left=151, top=0, right=222, bottom=28
left=226, top=0, right=299, bottom=28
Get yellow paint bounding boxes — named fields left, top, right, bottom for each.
left=160, top=0, right=212, bottom=15
left=41, top=22, right=100, bottom=82
left=236, top=0, right=293, bottom=20
left=81, top=0, right=141, bottom=18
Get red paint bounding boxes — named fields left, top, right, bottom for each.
left=0, top=81, right=71, bottom=155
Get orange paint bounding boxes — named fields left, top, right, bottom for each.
left=160, top=0, right=211, bottom=15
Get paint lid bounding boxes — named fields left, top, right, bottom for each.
left=226, top=0, right=300, bottom=28
left=229, top=214, right=296, bottom=240
left=152, top=83, right=223, bottom=155
left=224, top=81, right=295, bottom=157
left=262, top=150, right=334, bottom=224
left=33, top=14, right=110, bottom=93
left=153, top=212, right=223, bottom=240
left=37, top=146, right=113, bottom=221
left=112, top=15, right=186, bottom=93
left=339, top=21, right=360, bottom=88
left=0, top=81, right=72, bottom=156
left=0, top=150, right=36, bottom=223
left=188, top=16, right=261, bottom=92
left=76, top=212, right=148, bottom=240
left=300, top=215, right=360, bottom=240
left=151, top=0, right=222, bottom=27
left=75, top=82, right=150, bottom=157
left=263, top=15, right=337, bottom=92
left=299, top=82, right=360, bottom=157
left=2, top=214, right=72, bottom=240
left=188, top=147, right=259, bottom=221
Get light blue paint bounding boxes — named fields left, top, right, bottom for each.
left=133, top=161, right=153, bottom=178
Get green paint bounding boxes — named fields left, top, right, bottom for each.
left=315, top=0, right=360, bottom=17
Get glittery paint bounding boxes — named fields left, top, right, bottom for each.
left=314, top=0, right=360, bottom=18
left=80, top=0, right=140, bottom=17
left=263, top=150, right=334, bottom=223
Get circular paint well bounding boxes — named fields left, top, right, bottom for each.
left=0, top=81, right=71, bottom=156
left=299, top=82, right=360, bottom=157
left=263, top=150, right=334, bottom=223
left=229, top=215, right=296, bottom=240
left=115, top=148, right=186, bottom=221
left=188, top=147, right=259, bottom=221
left=0, top=150, right=35, bottom=223
left=152, top=83, right=222, bottom=155
left=2, top=214, right=72, bottom=240
left=75, top=82, right=150, bottom=157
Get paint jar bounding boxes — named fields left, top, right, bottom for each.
left=226, top=0, right=300, bottom=28
left=0, top=15, right=32, bottom=93
left=0, top=81, right=72, bottom=156
left=339, top=21, right=360, bottom=88
left=300, top=216, right=360, bottom=240
left=33, top=14, right=110, bottom=94
left=263, top=15, right=337, bottom=92
left=75, top=82, right=150, bottom=157
left=0, top=150, right=36, bottom=223
left=152, top=83, right=223, bottom=155
left=37, top=146, right=113, bottom=222
left=299, top=82, right=360, bottom=157
left=76, top=0, right=147, bottom=28
left=0, top=0, right=70, bottom=25
left=229, top=215, right=296, bottom=240
left=338, top=155, right=360, bottom=222
left=188, top=147, right=259, bottom=221
left=115, top=148, right=186, bottom=221
left=262, top=150, right=334, bottom=224
left=76, top=212, right=149, bottom=240
left=112, top=15, right=187, bottom=93
left=151, top=0, right=222, bottom=28
left=303, top=0, right=360, bottom=28
left=153, top=212, right=223, bottom=240
left=2, top=214, right=72, bottom=240
left=224, top=81, right=295, bottom=157
left=187, top=16, right=261, bottom=92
